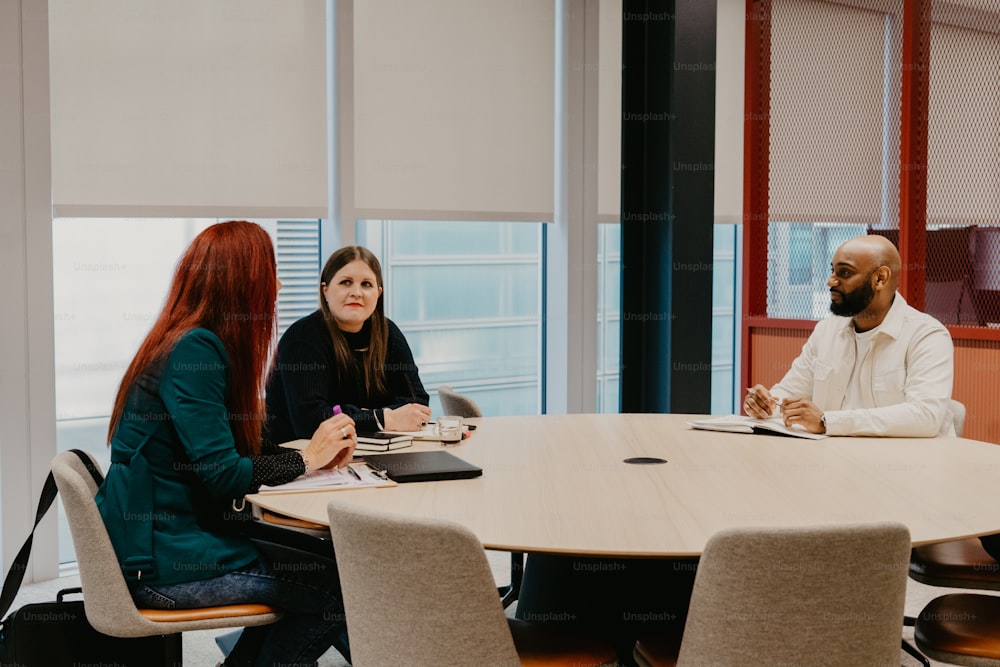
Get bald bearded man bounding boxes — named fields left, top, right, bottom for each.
left=745, top=234, right=955, bottom=437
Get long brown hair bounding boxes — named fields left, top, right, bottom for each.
left=319, top=245, right=388, bottom=399
left=107, top=221, right=278, bottom=455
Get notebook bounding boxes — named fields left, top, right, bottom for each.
left=687, top=415, right=827, bottom=440
left=361, top=450, right=483, bottom=483
left=355, top=431, right=415, bottom=451
left=372, top=425, right=442, bottom=441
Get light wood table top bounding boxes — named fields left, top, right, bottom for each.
left=247, top=413, right=1000, bottom=557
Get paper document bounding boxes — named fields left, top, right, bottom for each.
left=257, top=462, right=395, bottom=493
left=687, top=415, right=828, bottom=440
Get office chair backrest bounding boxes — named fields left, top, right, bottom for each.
left=437, top=384, right=483, bottom=418
left=52, top=450, right=280, bottom=637
left=676, top=522, right=911, bottom=667
left=950, top=399, right=967, bottom=437
left=51, top=450, right=153, bottom=636
left=327, top=499, right=520, bottom=667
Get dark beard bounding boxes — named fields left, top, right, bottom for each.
left=830, top=275, right=875, bottom=317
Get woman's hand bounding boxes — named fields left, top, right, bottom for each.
left=302, top=413, right=356, bottom=471
left=383, top=403, right=432, bottom=431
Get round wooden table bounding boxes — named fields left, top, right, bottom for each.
left=248, top=413, right=1000, bottom=556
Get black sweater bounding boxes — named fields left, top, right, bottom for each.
left=265, top=310, right=428, bottom=443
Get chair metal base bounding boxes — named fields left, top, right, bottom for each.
left=498, top=551, right=524, bottom=608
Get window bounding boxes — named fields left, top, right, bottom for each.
left=597, top=224, right=621, bottom=413
left=712, top=225, right=741, bottom=415
left=598, top=223, right=741, bottom=416
left=787, top=224, right=812, bottom=286
left=357, top=220, right=543, bottom=417
left=768, top=223, right=867, bottom=320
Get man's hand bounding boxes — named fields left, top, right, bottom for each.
left=744, top=384, right=778, bottom=419
left=780, top=398, right=826, bottom=434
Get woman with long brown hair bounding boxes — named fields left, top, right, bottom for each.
left=266, top=245, right=429, bottom=442
left=97, top=221, right=355, bottom=666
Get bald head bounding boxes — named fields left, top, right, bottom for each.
left=828, top=234, right=901, bottom=330
left=836, top=235, right=901, bottom=291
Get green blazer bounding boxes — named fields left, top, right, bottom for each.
left=97, top=328, right=257, bottom=586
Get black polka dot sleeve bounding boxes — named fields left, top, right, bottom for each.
left=249, top=449, right=306, bottom=492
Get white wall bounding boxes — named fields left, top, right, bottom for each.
left=0, top=0, right=58, bottom=581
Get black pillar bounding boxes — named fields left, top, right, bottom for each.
left=620, top=0, right=716, bottom=414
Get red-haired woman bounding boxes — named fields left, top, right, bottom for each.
left=265, top=245, right=430, bottom=443
left=97, top=221, right=355, bottom=666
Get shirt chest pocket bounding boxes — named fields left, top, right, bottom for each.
left=813, top=361, right=850, bottom=409
left=872, top=366, right=906, bottom=404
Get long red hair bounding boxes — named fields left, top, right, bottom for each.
left=107, top=220, right=278, bottom=456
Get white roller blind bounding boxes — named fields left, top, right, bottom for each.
left=598, top=0, right=622, bottom=221
left=769, top=0, right=888, bottom=223
left=353, top=0, right=554, bottom=221
left=715, top=0, right=746, bottom=224
left=49, top=0, right=327, bottom=218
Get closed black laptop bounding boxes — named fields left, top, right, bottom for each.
left=362, top=450, right=482, bottom=483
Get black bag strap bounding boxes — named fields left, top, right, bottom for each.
left=0, top=449, right=103, bottom=621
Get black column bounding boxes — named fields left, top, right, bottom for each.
left=620, top=0, right=716, bottom=414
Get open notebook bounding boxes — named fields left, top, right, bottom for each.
left=687, top=415, right=828, bottom=440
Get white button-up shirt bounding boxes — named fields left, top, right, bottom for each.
left=770, top=293, right=955, bottom=437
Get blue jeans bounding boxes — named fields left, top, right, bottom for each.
left=130, top=542, right=349, bottom=667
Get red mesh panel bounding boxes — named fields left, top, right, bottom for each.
left=927, top=1, right=1000, bottom=326
left=763, top=0, right=999, bottom=327
left=748, top=0, right=1000, bottom=440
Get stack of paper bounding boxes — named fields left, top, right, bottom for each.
left=257, top=462, right=395, bottom=493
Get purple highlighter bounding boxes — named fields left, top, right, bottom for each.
left=332, top=405, right=342, bottom=416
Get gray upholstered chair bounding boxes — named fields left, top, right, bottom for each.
left=326, top=498, right=618, bottom=667
left=906, top=402, right=987, bottom=597
left=437, top=383, right=523, bottom=606
left=52, top=450, right=281, bottom=639
left=905, top=401, right=978, bottom=592
left=437, top=384, right=483, bottom=418
left=951, top=398, right=967, bottom=437
left=633, top=522, right=912, bottom=667
left=899, top=399, right=985, bottom=666
left=914, top=593, right=1000, bottom=665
